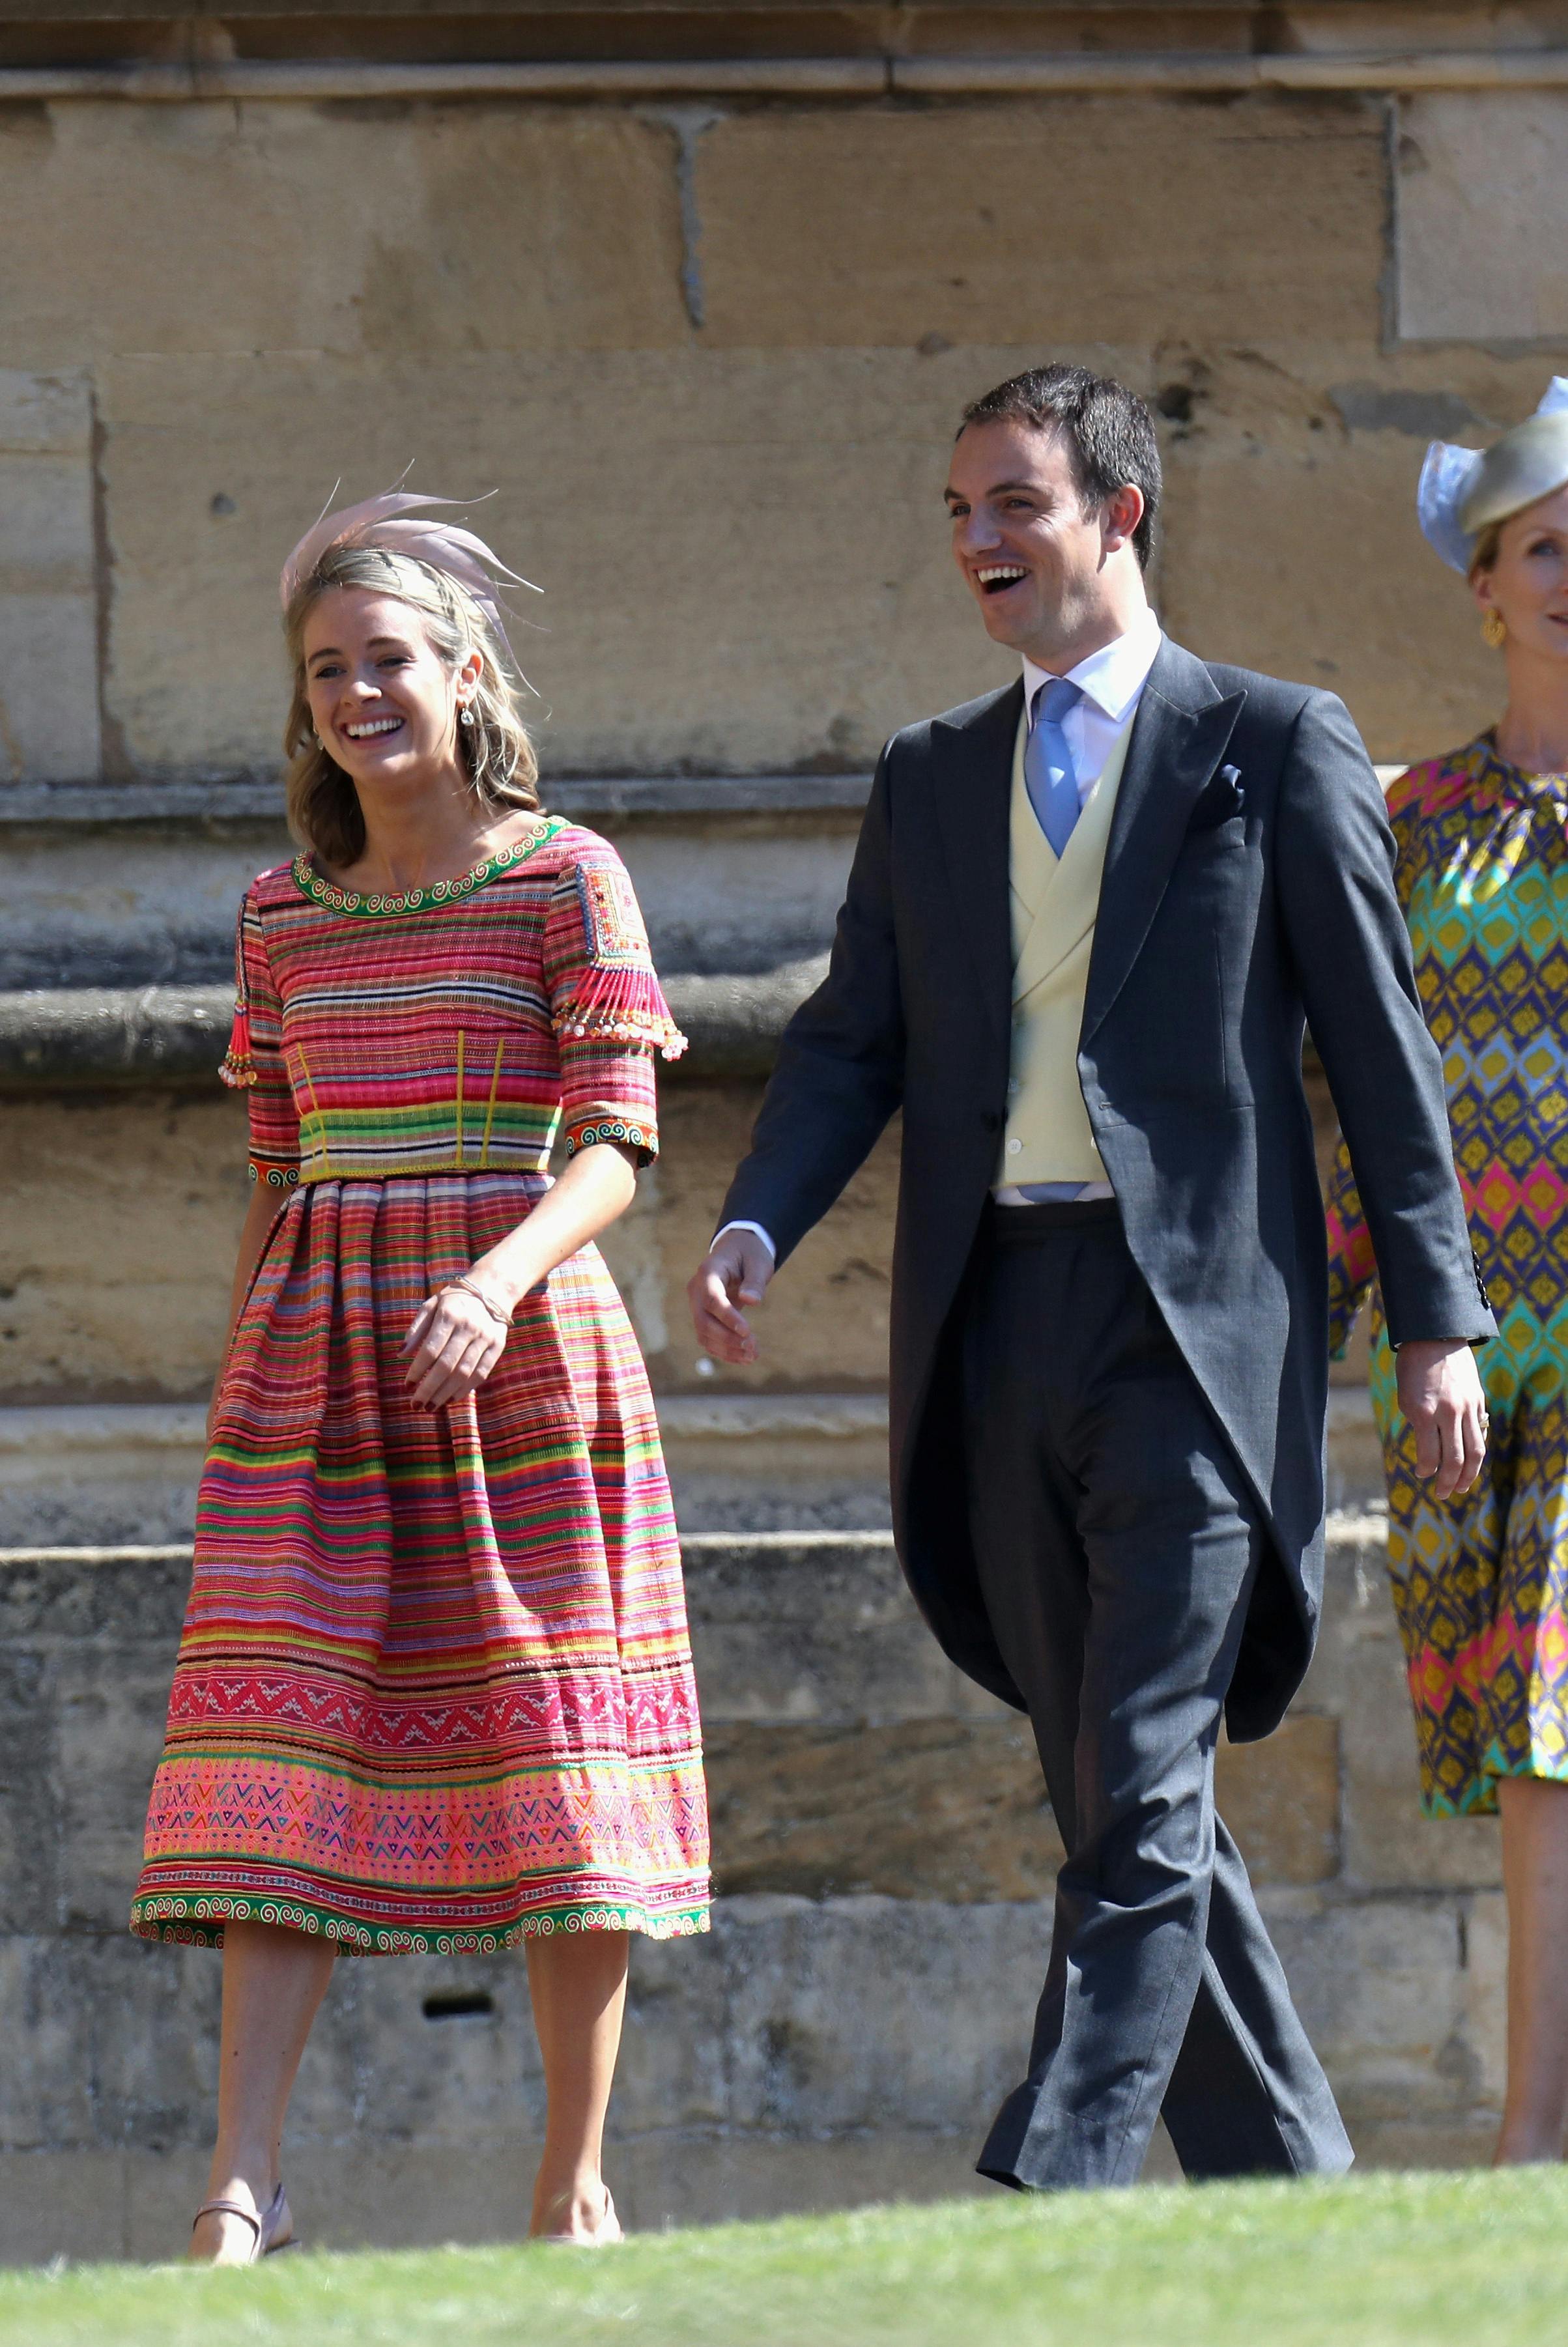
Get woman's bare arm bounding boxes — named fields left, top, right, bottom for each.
left=401, top=1142, right=639, bottom=1411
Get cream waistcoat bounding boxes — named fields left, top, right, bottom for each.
left=998, top=701, right=1136, bottom=1186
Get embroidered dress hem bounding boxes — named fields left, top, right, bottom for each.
left=130, top=1890, right=710, bottom=1954
left=1415, top=1744, right=1568, bottom=1822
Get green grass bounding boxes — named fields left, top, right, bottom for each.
left=3, top=2170, right=1562, bottom=2347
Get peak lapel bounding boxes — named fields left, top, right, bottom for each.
left=931, top=679, right=1021, bottom=1049
left=1081, top=641, right=1245, bottom=1047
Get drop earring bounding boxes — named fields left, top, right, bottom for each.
left=1482, top=608, right=1507, bottom=649
left=459, top=704, right=475, bottom=728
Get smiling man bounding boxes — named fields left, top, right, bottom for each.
left=688, top=365, right=1494, bottom=2190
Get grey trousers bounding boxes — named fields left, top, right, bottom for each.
left=962, top=1199, right=1352, bottom=2192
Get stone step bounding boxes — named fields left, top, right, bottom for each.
left=0, top=961, right=829, bottom=1090
left=0, top=1515, right=1388, bottom=1920
left=0, top=1507, right=1502, bottom=2250
left=0, top=1390, right=1386, bottom=1546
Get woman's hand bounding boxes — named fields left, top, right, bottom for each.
left=398, top=1143, right=638, bottom=1412
left=401, top=1279, right=513, bottom=1411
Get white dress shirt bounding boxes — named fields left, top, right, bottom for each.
left=718, top=610, right=1165, bottom=1261
left=1019, top=605, right=1163, bottom=809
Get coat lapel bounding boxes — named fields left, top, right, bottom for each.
left=930, top=680, right=1021, bottom=1048
left=1081, top=639, right=1245, bottom=1047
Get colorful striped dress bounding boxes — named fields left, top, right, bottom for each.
left=1326, top=735, right=1568, bottom=1817
left=131, top=817, right=711, bottom=1952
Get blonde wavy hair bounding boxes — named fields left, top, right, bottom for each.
left=282, top=542, right=541, bottom=870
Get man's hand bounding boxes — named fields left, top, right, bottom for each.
left=687, top=1229, right=775, bottom=1366
left=1395, top=1339, right=1489, bottom=1500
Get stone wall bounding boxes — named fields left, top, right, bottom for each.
left=0, top=0, right=1557, bottom=2258
left=0, top=1512, right=1507, bottom=2264
left=0, top=97, right=1560, bottom=786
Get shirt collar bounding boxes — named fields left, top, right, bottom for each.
left=1022, top=606, right=1163, bottom=726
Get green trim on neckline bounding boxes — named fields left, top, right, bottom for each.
left=293, top=816, right=563, bottom=917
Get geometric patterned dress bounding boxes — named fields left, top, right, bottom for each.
left=1326, top=735, right=1568, bottom=1816
left=130, top=816, right=711, bottom=1950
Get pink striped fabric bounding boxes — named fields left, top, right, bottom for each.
left=132, top=823, right=709, bottom=1952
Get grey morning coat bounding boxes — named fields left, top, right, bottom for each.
left=717, top=636, right=1494, bottom=1741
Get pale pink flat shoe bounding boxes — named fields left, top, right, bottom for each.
left=190, top=2182, right=297, bottom=2263
left=537, top=2187, right=622, bottom=2246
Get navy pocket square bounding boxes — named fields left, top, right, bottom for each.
left=1190, top=765, right=1246, bottom=831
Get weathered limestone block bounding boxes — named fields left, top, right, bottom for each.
left=626, top=1085, right=898, bottom=1394
left=0, top=1546, right=190, bottom=1931
left=0, top=1934, right=218, bottom=2152
left=1158, top=367, right=1504, bottom=765
left=1216, top=1716, right=1340, bottom=1888
left=683, top=1531, right=956, bottom=1724
left=698, top=97, right=1386, bottom=348
left=53, top=1641, right=186, bottom=1933
left=713, top=1893, right=1043, bottom=2136
left=703, top=1709, right=1337, bottom=1899
left=1304, top=1519, right=1503, bottom=1894
left=0, top=1408, right=210, bottom=1548
left=0, top=367, right=100, bottom=785
left=1459, top=1890, right=1508, bottom=2112
left=1396, top=92, right=1568, bottom=345
left=661, top=1414, right=892, bottom=1535
left=0, top=102, right=685, bottom=369
left=0, top=2127, right=997, bottom=2266
left=0, top=1896, right=1040, bottom=2157
left=0, top=1648, right=58, bottom=1936
left=1266, top=1892, right=1487, bottom=2124
left=91, top=331, right=1535, bottom=781
left=705, top=1718, right=1061, bottom=1899
left=96, top=347, right=1014, bottom=776
left=0, top=1092, right=245, bottom=1402
left=0, top=825, right=282, bottom=992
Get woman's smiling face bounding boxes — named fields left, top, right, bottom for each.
left=302, top=586, right=479, bottom=788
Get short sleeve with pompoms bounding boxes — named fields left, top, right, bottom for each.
left=220, top=883, right=301, bottom=1189
left=543, top=838, right=685, bottom=1167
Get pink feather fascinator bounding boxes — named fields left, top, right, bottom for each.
left=279, top=482, right=541, bottom=676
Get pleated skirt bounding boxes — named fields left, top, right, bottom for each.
left=131, top=1172, right=710, bottom=1952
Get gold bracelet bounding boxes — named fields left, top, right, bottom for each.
left=449, top=1274, right=513, bottom=1330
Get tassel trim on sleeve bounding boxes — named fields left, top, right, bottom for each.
left=553, top=965, right=688, bottom=1062
left=220, top=1004, right=258, bottom=1088
left=220, top=894, right=258, bottom=1087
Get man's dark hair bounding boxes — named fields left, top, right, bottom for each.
left=958, top=365, right=1162, bottom=572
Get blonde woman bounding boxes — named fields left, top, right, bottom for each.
left=131, top=491, right=709, bottom=2257
left=1327, top=382, right=1568, bottom=2161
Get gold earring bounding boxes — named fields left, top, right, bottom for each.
left=1482, top=609, right=1507, bottom=649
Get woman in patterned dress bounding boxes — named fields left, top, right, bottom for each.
left=1327, top=384, right=1568, bottom=2162
left=132, top=493, right=709, bottom=2256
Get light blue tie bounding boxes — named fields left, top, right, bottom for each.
left=1024, top=676, right=1084, bottom=858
